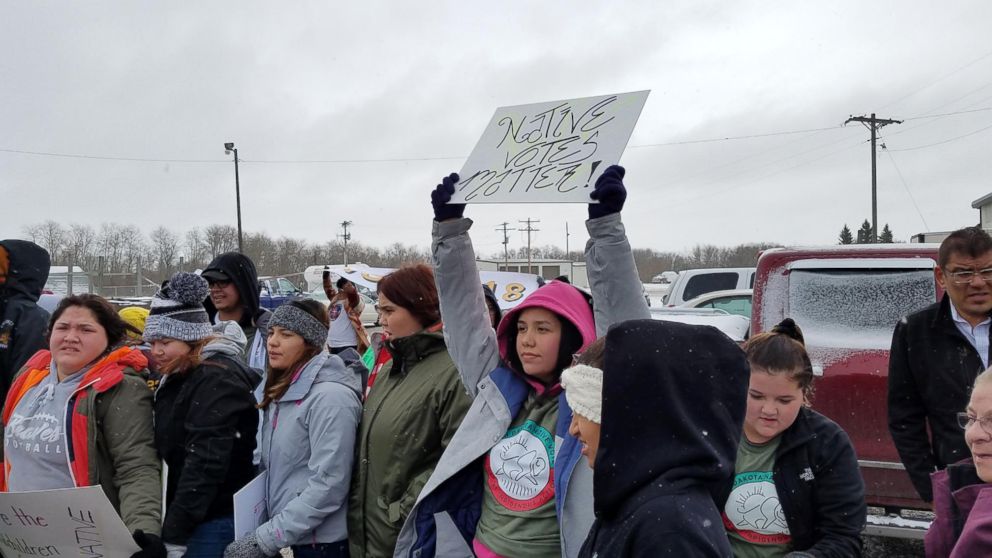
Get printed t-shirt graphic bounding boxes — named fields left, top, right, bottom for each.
left=475, top=393, right=560, bottom=557
left=723, top=437, right=792, bottom=555
left=486, top=419, right=555, bottom=510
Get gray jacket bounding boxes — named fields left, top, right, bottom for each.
left=394, top=213, right=649, bottom=558
left=254, top=352, right=363, bottom=555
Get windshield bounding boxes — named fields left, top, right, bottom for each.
left=788, top=269, right=936, bottom=350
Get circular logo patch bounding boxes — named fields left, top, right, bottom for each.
left=485, top=420, right=555, bottom=511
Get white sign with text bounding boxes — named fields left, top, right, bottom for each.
left=0, top=486, right=140, bottom=557
left=233, top=471, right=268, bottom=539
left=453, top=90, right=649, bottom=204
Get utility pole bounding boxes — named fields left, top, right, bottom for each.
left=495, top=222, right=515, bottom=271
left=844, top=113, right=902, bottom=242
left=519, top=218, right=540, bottom=274
left=339, top=221, right=352, bottom=265
left=565, top=222, right=573, bottom=282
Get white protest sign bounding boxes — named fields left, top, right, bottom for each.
left=233, top=471, right=268, bottom=539
left=0, top=486, right=139, bottom=557
left=453, top=90, right=649, bottom=204
left=479, top=271, right=541, bottom=310
left=327, top=265, right=395, bottom=293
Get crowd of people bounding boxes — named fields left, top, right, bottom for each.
left=0, top=170, right=990, bottom=557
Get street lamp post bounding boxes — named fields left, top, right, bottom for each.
left=224, top=142, right=244, bottom=253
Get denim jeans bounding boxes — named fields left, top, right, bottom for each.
left=184, top=515, right=235, bottom=558
left=291, top=539, right=349, bottom=558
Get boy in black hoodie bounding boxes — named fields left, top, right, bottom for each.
left=201, top=252, right=271, bottom=372
left=564, top=319, right=749, bottom=557
left=0, top=239, right=50, bottom=398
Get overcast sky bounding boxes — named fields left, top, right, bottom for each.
left=3, top=1, right=991, bottom=258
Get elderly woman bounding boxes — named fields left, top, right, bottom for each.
left=926, top=368, right=992, bottom=556
left=0, top=294, right=164, bottom=557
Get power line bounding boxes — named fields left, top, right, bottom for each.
left=881, top=148, right=930, bottom=232
left=1, top=107, right=989, bottom=165
left=886, top=122, right=992, bottom=152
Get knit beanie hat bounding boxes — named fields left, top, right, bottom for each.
left=118, top=306, right=150, bottom=340
left=561, top=364, right=604, bottom=424
left=269, top=303, right=329, bottom=349
left=143, top=272, right=212, bottom=342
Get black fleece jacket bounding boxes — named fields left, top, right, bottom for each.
left=888, top=294, right=988, bottom=502
left=578, top=319, right=749, bottom=558
left=0, top=240, right=50, bottom=398
left=154, top=354, right=259, bottom=544
left=719, top=407, right=866, bottom=557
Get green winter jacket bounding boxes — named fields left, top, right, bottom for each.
left=348, top=330, right=472, bottom=558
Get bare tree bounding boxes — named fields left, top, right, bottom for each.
left=150, top=226, right=180, bottom=275
left=204, top=225, right=238, bottom=258
left=184, top=228, right=208, bottom=269
left=65, top=224, right=96, bottom=270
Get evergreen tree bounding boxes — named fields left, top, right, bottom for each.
left=879, top=224, right=894, bottom=243
left=856, top=220, right=874, bottom=244
left=838, top=224, right=854, bottom=245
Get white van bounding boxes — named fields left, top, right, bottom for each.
left=662, top=267, right=755, bottom=307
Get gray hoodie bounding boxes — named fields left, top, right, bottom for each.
left=255, top=352, right=363, bottom=554
left=201, top=320, right=250, bottom=363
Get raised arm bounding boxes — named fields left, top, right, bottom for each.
left=584, top=165, right=651, bottom=336
left=430, top=173, right=500, bottom=397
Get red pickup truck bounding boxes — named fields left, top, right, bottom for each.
left=753, top=244, right=942, bottom=537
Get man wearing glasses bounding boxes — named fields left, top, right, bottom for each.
left=889, top=226, right=992, bottom=503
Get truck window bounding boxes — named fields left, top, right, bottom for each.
left=788, top=269, right=935, bottom=349
left=683, top=273, right=739, bottom=301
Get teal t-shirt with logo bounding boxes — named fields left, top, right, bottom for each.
left=722, top=436, right=792, bottom=558
left=475, top=392, right=560, bottom=557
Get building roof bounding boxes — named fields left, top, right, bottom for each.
left=972, top=192, right=992, bottom=209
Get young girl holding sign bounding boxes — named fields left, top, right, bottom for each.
left=392, top=165, right=650, bottom=558
left=223, top=299, right=361, bottom=558
left=720, top=319, right=866, bottom=557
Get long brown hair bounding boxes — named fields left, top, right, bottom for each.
left=159, top=337, right=213, bottom=375
left=258, top=299, right=329, bottom=409
left=376, top=264, right=440, bottom=328
left=743, top=318, right=815, bottom=400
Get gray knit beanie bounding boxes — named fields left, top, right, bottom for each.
left=143, top=272, right=213, bottom=342
left=269, top=303, right=328, bottom=349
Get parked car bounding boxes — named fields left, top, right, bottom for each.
left=681, top=288, right=752, bottom=318
left=649, top=307, right=751, bottom=343
left=662, top=267, right=755, bottom=307
left=258, top=276, right=305, bottom=310
left=307, top=287, right=379, bottom=327
left=753, top=244, right=940, bottom=538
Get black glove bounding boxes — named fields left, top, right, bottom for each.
left=431, top=173, right=465, bottom=221
left=131, top=530, right=167, bottom=558
left=588, top=165, right=626, bottom=219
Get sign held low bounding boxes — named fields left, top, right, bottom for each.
left=453, top=90, right=649, bottom=204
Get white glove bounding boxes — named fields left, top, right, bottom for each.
left=165, top=543, right=186, bottom=558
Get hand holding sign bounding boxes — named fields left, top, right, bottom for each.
left=588, top=165, right=627, bottom=219
left=453, top=91, right=648, bottom=204
left=431, top=172, right=465, bottom=221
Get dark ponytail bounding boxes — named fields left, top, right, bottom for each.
left=744, top=318, right=815, bottom=400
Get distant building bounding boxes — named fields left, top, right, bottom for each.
left=910, top=232, right=952, bottom=244
left=476, top=258, right=588, bottom=288
left=973, top=192, right=992, bottom=235
left=45, top=266, right=91, bottom=296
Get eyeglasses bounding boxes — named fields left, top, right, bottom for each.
left=957, top=412, right=992, bottom=434
left=946, top=268, right=992, bottom=285
left=207, top=279, right=232, bottom=288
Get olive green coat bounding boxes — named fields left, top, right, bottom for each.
left=348, top=331, right=472, bottom=557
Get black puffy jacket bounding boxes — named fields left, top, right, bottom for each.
left=154, top=354, right=259, bottom=545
